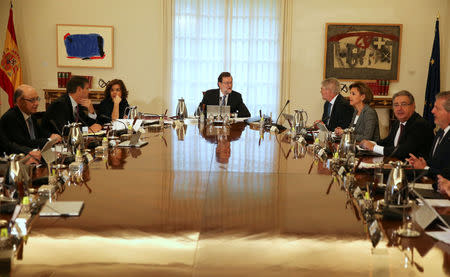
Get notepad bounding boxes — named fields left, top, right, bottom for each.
left=39, top=201, right=84, bottom=217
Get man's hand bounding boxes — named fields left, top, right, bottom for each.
left=26, top=150, right=41, bottom=164
left=437, top=175, right=450, bottom=196
left=334, top=127, right=343, bottom=136
left=49, top=134, right=62, bottom=143
left=79, top=98, right=95, bottom=114
left=89, top=123, right=102, bottom=133
left=406, top=153, right=427, bottom=169
left=359, top=140, right=375, bottom=151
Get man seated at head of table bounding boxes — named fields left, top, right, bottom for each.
left=42, top=76, right=102, bottom=134
left=360, top=90, right=434, bottom=160
left=315, top=77, right=353, bottom=131
left=0, top=85, right=62, bottom=162
left=406, top=91, right=450, bottom=179
left=197, top=72, right=251, bottom=118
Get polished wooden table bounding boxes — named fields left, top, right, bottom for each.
left=10, top=122, right=450, bottom=276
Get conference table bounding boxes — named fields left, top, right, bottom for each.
left=8, top=121, right=450, bottom=276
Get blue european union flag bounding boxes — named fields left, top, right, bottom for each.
left=423, top=19, right=440, bottom=126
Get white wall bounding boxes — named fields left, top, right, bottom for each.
left=0, top=0, right=448, bottom=123
left=0, top=0, right=165, bottom=115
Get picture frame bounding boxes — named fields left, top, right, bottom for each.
left=324, top=23, right=402, bottom=81
left=57, top=24, right=114, bottom=68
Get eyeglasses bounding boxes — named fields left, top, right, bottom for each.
left=22, top=97, right=40, bottom=103
left=393, top=102, right=411, bottom=108
left=221, top=82, right=232, bottom=85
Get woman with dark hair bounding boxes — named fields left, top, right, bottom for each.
left=335, top=81, right=380, bottom=141
left=97, top=79, right=130, bottom=124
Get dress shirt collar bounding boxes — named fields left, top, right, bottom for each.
left=443, top=125, right=450, bottom=137
left=329, top=94, right=338, bottom=105
left=19, top=108, right=31, bottom=121
left=69, top=95, right=78, bottom=110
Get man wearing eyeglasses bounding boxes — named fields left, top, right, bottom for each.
left=406, top=91, right=450, bottom=180
left=197, top=72, right=251, bottom=118
left=360, top=90, right=434, bottom=159
left=0, top=84, right=61, bottom=160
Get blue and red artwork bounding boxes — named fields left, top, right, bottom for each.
left=63, top=33, right=105, bottom=60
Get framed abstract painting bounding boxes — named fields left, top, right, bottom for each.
left=57, top=24, right=114, bottom=68
left=324, top=23, right=402, bottom=81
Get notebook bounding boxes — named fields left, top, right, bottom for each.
left=39, top=201, right=84, bottom=217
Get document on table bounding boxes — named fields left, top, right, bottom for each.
left=418, top=199, right=450, bottom=207
left=113, top=119, right=142, bottom=132
left=427, top=226, right=450, bottom=245
left=412, top=183, right=434, bottom=190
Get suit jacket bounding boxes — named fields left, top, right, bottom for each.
left=0, top=106, right=50, bottom=152
left=0, top=121, right=31, bottom=154
left=321, top=94, right=353, bottom=131
left=426, top=127, right=450, bottom=178
left=350, top=104, right=380, bottom=142
left=96, top=97, right=129, bottom=124
left=199, top=89, right=251, bottom=118
left=377, top=112, right=434, bottom=159
left=42, top=94, right=97, bottom=134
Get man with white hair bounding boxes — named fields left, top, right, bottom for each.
left=318, top=77, right=353, bottom=131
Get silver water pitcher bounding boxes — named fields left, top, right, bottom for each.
left=63, top=122, right=85, bottom=155
left=7, top=154, right=31, bottom=198
left=338, top=127, right=356, bottom=159
left=385, top=161, right=409, bottom=206
left=176, top=98, right=188, bottom=120
left=125, top=106, right=139, bottom=119
left=293, top=109, right=308, bottom=134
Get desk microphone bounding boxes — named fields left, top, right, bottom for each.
left=268, top=100, right=290, bottom=132
left=275, top=100, right=290, bottom=125
left=75, top=114, right=97, bottom=135
left=49, top=119, right=63, bottom=136
left=382, top=145, right=400, bottom=164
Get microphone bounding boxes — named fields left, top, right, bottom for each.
left=75, top=114, right=97, bottom=135
left=382, top=145, right=400, bottom=164
left=49, top=119, right=63, bottom=136
left=276, top=100, right=290, bottom=125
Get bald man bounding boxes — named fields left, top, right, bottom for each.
left=0, top=85, right=61, bottom=157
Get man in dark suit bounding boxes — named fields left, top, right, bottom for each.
left=42, top=76, right=102, bottom=134
left=407, top=91, right=450, bottom=178
left=198, top=72, right=251, bottom=118
left=360, top=90, right=434, bottom=160
left=317, top=77, right=353, bottom=131
left=1, top=84, right=61, bottom=160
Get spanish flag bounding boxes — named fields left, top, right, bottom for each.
left=0, top=5, right=22, bottom=108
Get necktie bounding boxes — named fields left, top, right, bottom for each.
left=326, top=102, right=332, bottom=125
left=395, top=123, right=404, bottom=147
left=27, top=117, right=36, bottom=140
left=221, top=96, right=226, bottom=106
left=74, top=105, right=80, bottom=122
left=432, top=129, right=445, bottom=157
left=398, top=123, right=404, bottom=139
